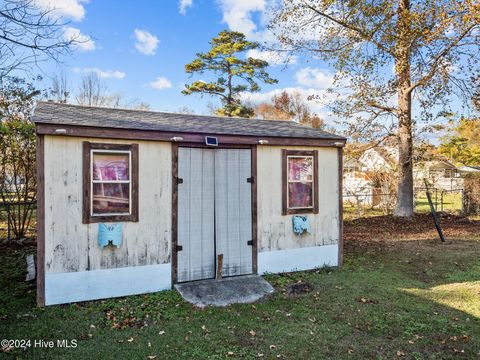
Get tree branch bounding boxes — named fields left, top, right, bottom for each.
left=407, top=24, right=478, bottom=93
left=303, top=2, right=397, bottom=58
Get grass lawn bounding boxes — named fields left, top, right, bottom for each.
left=1, top=215, right=479, bottom=359
left=344, top=193, right=464, bottom=220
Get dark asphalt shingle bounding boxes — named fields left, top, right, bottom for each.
left=33, top=102, right=346, bottom=140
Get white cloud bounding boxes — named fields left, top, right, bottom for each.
left=63, top=27, right=95, bottom=51
left=133, top=29, right=159, bottom=55
left=218, top=0, right=264, bottom=36
left=34, top=0, right=89, bottom=22
left=179, top=0, right=193, bottom=15
left=149, top=77, right=172, bottom=90
left=73, top=67, right=126, bottom=79
left=217, top=0, right=276, bottom=43
left=295, top=67, right=334, bottom=89
left=246, top=49, right=297, bottom=65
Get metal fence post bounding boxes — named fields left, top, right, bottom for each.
left=6, top=203, right=11, bottom=242
left=356, top=195, right=361, bottom=219
left=441, top=191, right=444, bottom=212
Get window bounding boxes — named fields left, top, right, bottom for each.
left=83, top=142, right=138, bottom=223
left=282, top=150, right=318, bottom=215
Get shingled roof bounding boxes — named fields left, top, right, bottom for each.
left=33, top=102, right=345, bottom=141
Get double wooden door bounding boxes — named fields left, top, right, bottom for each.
left=176, top=147, right=253, bottom=282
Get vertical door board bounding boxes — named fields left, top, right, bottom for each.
left=215, top=149, right=253, bottom=277
left=177, top=148, right=215, bottom=282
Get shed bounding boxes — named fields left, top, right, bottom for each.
left=33, top=102, right=346, bottom=306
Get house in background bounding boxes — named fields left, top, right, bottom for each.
left=343, top=147, right=398, bottom=207
left=457, top=165, right=480, bottom=175
left=413, top=160, right=463, bottom=190
left=344, top=146, right=466, bottom=206
left=33, top=102, right=346, bottom=306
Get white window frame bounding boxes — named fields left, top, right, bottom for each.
left=90, top=149, right=132, bottom=217
left=286, top=155, right=315, bottom=210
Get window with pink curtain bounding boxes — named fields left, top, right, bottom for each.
left=287, top=156, right=314, bottom=209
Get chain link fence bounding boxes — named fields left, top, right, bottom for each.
left=343, top=188, right=470, bottom=220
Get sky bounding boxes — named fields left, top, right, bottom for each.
left=36, top=0, right=336, bottom=118
left=29, top=0, right=475, bottom=143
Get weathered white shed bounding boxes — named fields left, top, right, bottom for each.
left=33, top=102, right=346, bottom=306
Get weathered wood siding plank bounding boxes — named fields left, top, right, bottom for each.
left=44, top=136, right=172, bottom=274
left=257, top=146, right=340, bottom=252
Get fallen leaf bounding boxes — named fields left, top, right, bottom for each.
left=127, top=337, right=134, bottom=343
left=147, top=356, right=156, bottom=360
left=158, top=330, right=165, bottom=335
left=249, top=330, right=256, bottom=337
left=270, top=344, right=276, bottom=350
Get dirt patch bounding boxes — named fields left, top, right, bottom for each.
left=286, top=281, right=313, bottom=295
left=344, top=213, right=480, bottom=252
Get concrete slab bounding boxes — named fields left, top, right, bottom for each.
left=175, top=275, right=275, bottom=308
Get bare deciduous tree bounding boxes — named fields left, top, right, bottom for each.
left=75, top=72, right=109, bottom=107
left=50, top=71, right=70, bottom=103
left=0, top=0, right=78, bottom=77
left=74, top=72, right=151, bottom=110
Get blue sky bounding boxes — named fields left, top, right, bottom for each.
left=39, top=0, right=332, bottom=116
left=32, top=0, right=475, bottom=144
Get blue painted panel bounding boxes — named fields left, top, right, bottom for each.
left=98, top=223, right=122, bottom=248
left=292, top=216, right=311, bottom=235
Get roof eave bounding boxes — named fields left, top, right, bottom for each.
left=35, top=122, right=347, bottom=147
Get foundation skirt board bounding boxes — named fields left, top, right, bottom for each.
left=45, top=263, right=171, bottom=305
left=258, top=245, right=338, bottom=274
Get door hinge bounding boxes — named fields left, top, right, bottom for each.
left=176, top=177, right=183, bottom=184
left=247, top=177, right=254, bottom=183
left=176, top=245, right=183, bottom=251
left=247, top=240, right=253, bottom=246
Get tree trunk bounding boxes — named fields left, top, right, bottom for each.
left=394, top=0, right=414, bottom=218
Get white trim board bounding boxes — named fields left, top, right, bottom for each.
left=45, top=263, right=171, bottom=305
left=258, top=245, right=338, bottom=274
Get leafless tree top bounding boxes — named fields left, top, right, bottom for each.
left=0, top=0, right=78, bottom=77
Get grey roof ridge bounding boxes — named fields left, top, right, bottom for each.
left=35, top=101, right=304, bottom=126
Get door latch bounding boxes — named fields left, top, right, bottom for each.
left=176, top=177, right=183, bottom=184
left=176, top=245, right=183, bottom=251
left=247, top=240, right=253, bottom=246
left=247, top=177, right=254, bottom=183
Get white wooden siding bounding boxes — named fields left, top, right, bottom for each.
left=256, top=146, right=340, bottom=252
left=44, top=136, right=172, bottom=274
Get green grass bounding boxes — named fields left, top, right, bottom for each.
left=415, top=192, right=463, bottom=213
left=344, top=192, right=464, bottom=220
left=1, top=239, right=479, bottom=359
